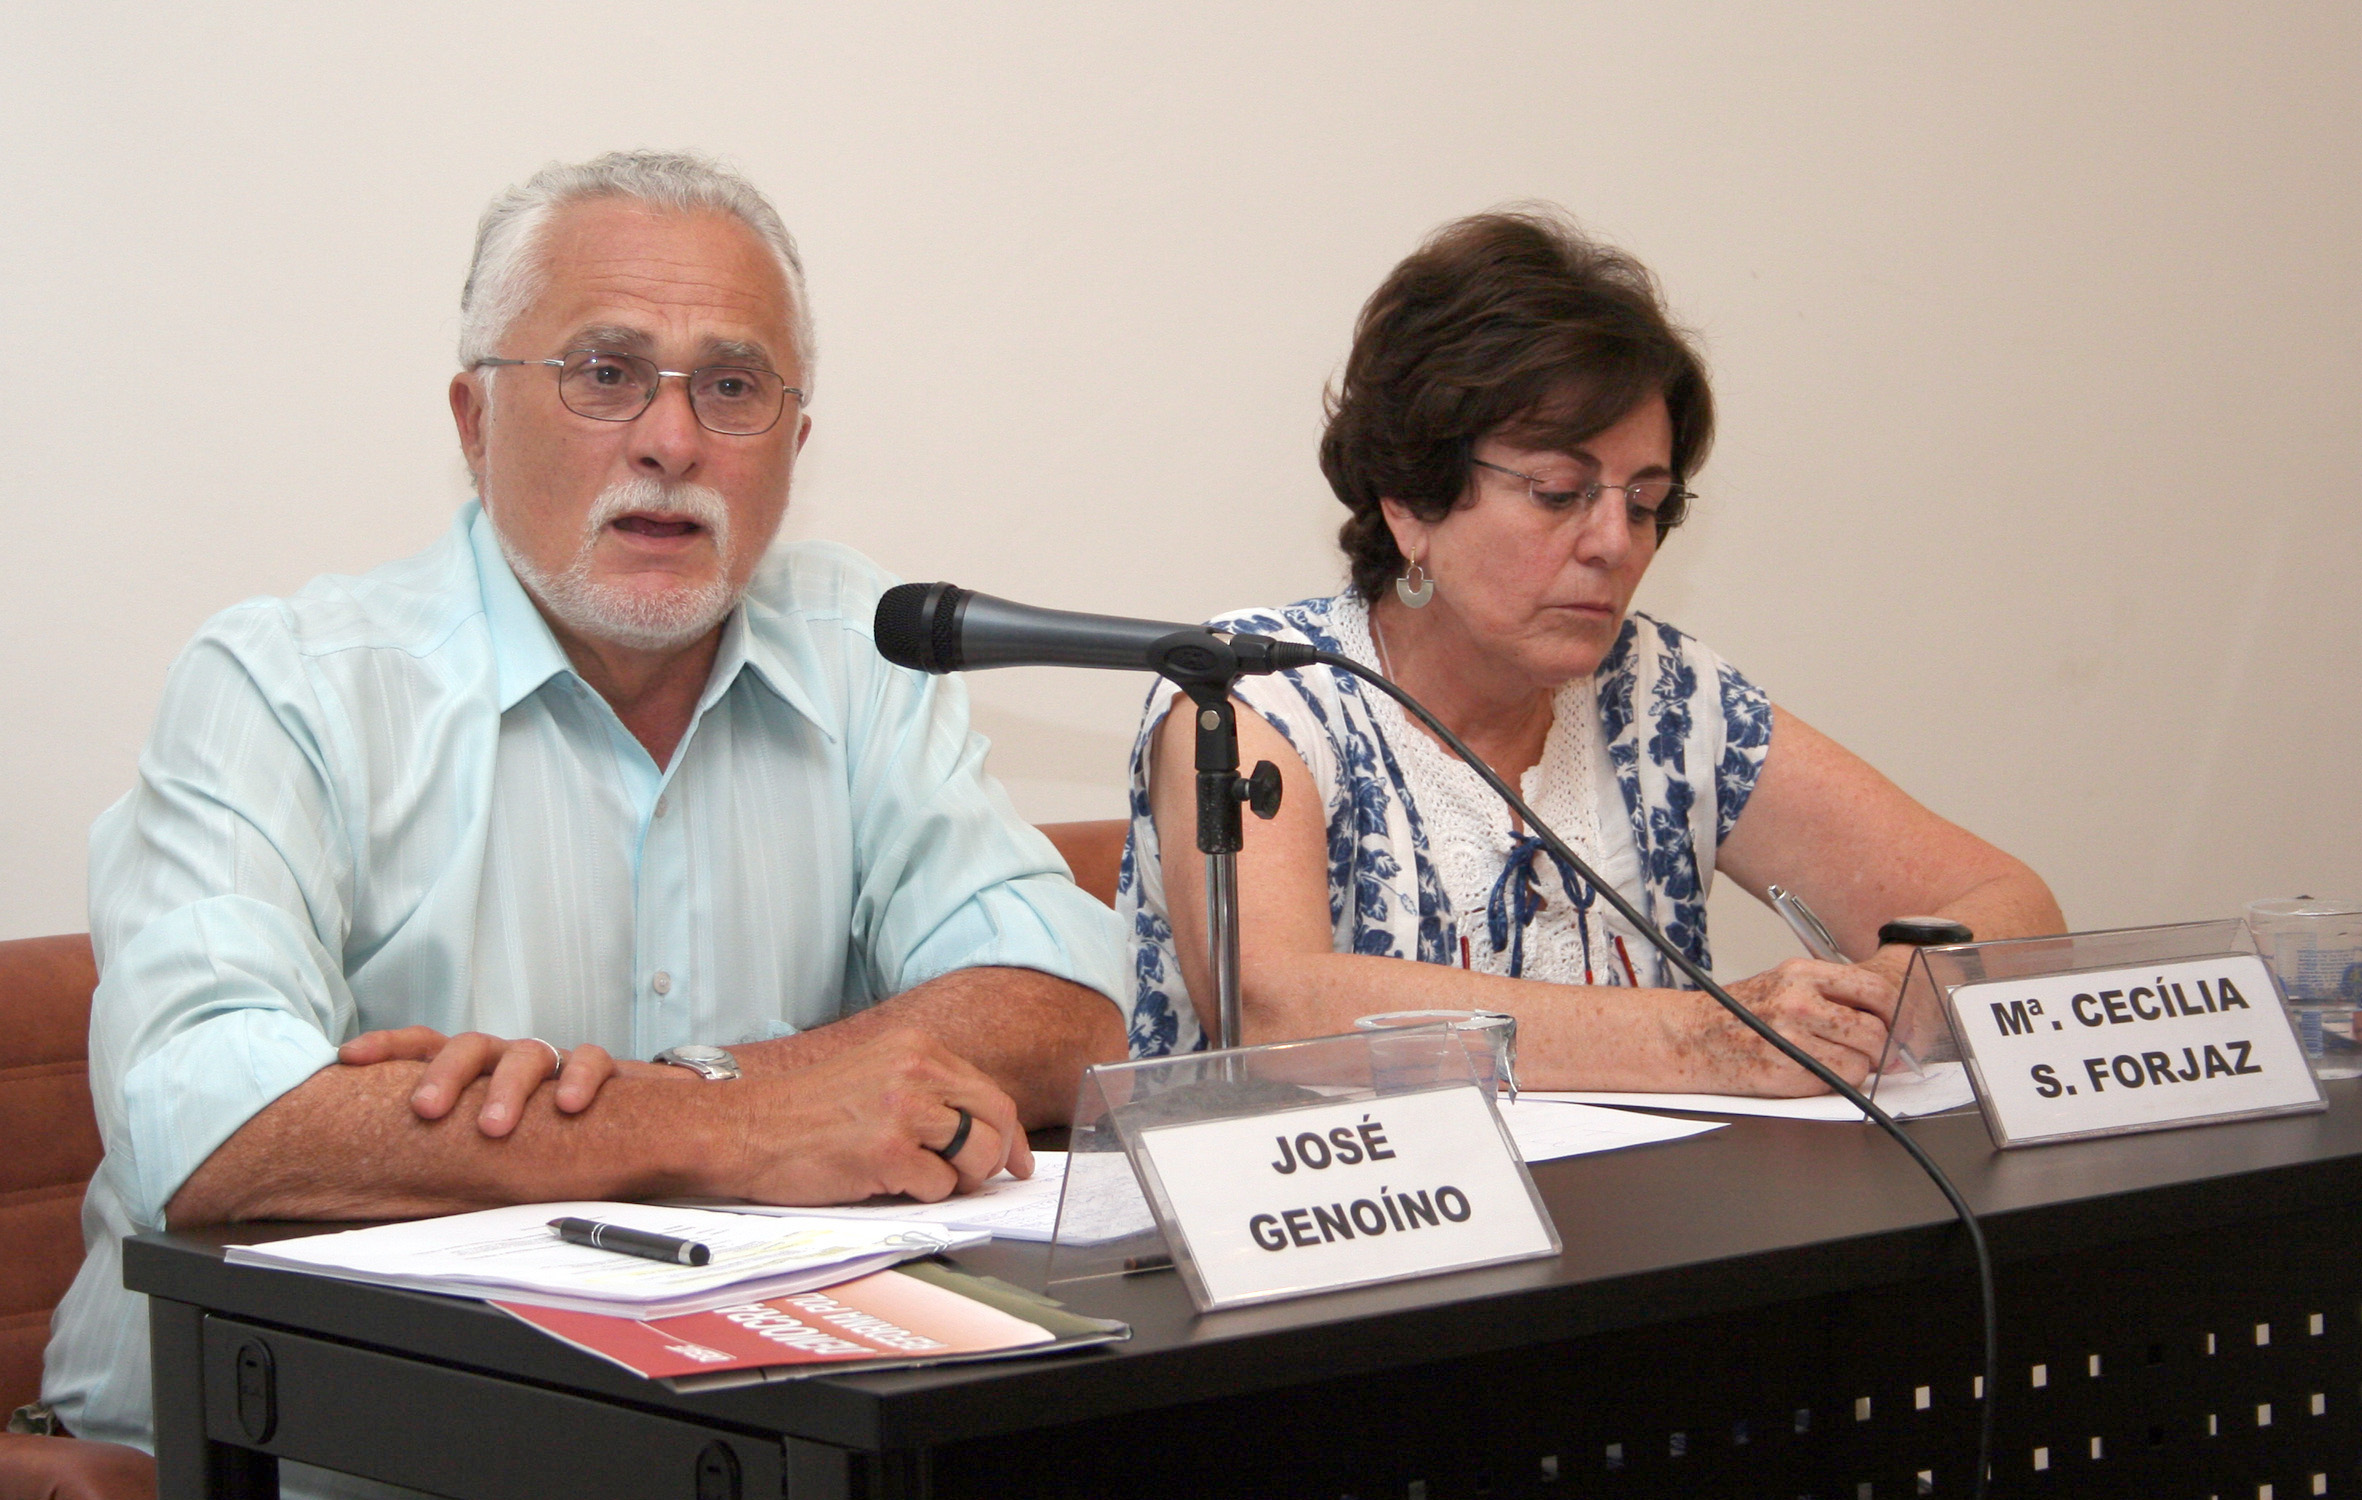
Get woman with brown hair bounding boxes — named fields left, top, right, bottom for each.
left=1118, top=209, right=2061, bottom=1093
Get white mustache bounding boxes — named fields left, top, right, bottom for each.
left=584, top=477, right=731, bottom=551
left=486, top=475, right=745, bottom=653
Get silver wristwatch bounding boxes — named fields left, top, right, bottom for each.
left=651, top=1044, right=742, bottom=1081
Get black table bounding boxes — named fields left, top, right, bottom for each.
left=126, top=1082, right=2362, bottom=1499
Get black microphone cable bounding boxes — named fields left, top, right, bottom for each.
left=1305, top=648, right=1998, bottom=1499
left=869, top=580, right=1998, bottom=1492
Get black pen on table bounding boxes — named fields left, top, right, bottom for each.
left=548, top=1216, right=712, bottom=1267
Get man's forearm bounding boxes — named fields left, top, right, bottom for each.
left=165, top=1062, right=730, bottom=1226
left=728, top=967, right=1125, bottom=1126
left=168, top=1025, right=1037, bottom=1228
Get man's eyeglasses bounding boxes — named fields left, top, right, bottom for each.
left=1472, top=457, right=1692, bottom=535
left=474, top=349, right=804, bottom=436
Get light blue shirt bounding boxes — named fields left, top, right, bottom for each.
left=45, top=502, right=1124, bottom=1457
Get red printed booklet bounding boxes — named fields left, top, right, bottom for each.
left=497, top=1260, right=1128, bottom=1391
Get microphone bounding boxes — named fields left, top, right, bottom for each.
left=874, top=582, right=1316, bottom=680
left=877, top=575, right=1998, bottom=1499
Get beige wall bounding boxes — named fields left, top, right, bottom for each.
left=4, top=4, right=2357, bottom=981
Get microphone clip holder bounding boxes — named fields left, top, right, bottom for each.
left=1151, top=630, right=1283, bottom=1052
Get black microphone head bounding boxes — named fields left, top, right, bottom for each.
left=874, top=582, right=967, bottom=672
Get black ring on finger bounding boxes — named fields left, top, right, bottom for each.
left=929, top=1107, right=974, bottom=1162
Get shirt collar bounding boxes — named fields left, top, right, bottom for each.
left=470, top=503, right=576, bottom=713
left=726, top=586, right=836, bottom=740
left=468, top=501, right=834, bottom=738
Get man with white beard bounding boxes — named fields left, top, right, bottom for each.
left=41, top=151, right=1127, bottom=1469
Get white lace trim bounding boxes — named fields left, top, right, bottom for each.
left=1333, top=596, right=1626, bottom=986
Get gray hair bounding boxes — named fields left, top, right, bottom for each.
left=457, top=149, right=816, bottom=384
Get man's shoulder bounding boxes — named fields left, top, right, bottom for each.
left=193, top=514, right=485, bottom=669
left=727, top=541, right=910, bottom=727
left=742, top=538, right=898, bottom=641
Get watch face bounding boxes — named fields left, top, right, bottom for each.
left=655, top=1045, right=740, bottom=1079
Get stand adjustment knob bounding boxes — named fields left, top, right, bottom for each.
left=1237, top=761, right=1283, bottom=820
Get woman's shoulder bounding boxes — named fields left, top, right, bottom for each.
left=1600, top=610, right=1763, bottom=698
left=1598, top=610, right=1768, bottom=739
left=1603, top=611, right=1773, bottom=824
left=1203, top=592, right=1354, bottom=654
left=1192, top=592, right=1374, bottom=787
left=1603, top=609, right=1727, bottom=673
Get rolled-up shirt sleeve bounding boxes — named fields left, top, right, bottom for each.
left=841, top=634, right=1125, bottom=1011
left=87, top=607, right=356, bottom=1227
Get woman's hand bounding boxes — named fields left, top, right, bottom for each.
left=1686, top=957, right=1903, bottom=1096
left=337, top=1027, right=690, bottom=1138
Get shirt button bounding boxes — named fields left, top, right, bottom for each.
left=655, top=794, right=670, bottom=819
left=651, top=971, right=673, bottom=996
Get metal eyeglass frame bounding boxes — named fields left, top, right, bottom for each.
left=472, top=350, right=806, bottom=436
left=1470, top=456, right=1693, bottom=530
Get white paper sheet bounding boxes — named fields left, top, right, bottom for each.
left=1493, top=1096, right=1723, bottom=1160
left=717, top=1100, right=1723, bottom=1247
left=225, top=1201, right=984, bottom=1318
left=1524, top=1061, right=1978, bottom=1122
left=1032, top=1151, right=1158, bottom=1246
left=718, top=1154, right=1074, bottom=1243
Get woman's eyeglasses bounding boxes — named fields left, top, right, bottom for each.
left=1472, top=457, right=1692, bottom=534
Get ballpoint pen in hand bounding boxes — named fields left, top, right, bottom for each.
left=1766, top=885, right=1925, bottom=1079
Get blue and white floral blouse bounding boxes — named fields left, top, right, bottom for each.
left=1117, top=590, right=1773, bottom=1057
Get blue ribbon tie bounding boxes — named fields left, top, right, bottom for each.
left=1484, top=834, right=1595, bottom=980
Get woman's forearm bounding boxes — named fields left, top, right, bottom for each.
left=1233, top=949, right=1866, bottom=1095
left=1858, top=857, right=2066, bottom=989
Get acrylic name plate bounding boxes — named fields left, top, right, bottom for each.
left=1873, top=920, right=2325, bottom=1148
left=1046, top=1028, right=1559, bottom=1312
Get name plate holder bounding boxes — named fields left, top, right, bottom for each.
left=1871, top=918, right=2326, bottom=1148
left=1046, top=1027, right=1561, bottom=1312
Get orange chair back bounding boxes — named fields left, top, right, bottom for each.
left=1037, top=819, right=1127, bottom=910
left=0, top=935, right=101, bottom=1413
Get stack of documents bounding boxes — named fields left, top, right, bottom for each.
left=703, top=1105, right=1725, bottom=1248
left=225, top=1201, right=983, bottom=1318
left=718, top=1154, right=1075, bottom=1243
left=496, top=1259, right=1129, bottom=1392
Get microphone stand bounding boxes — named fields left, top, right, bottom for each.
left=879, top=581, right=1991, bottom=1498
left=1148, top=632, right=1284, bottom=1052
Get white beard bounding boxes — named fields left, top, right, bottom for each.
left=494, top=478, right=740, bottom=652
